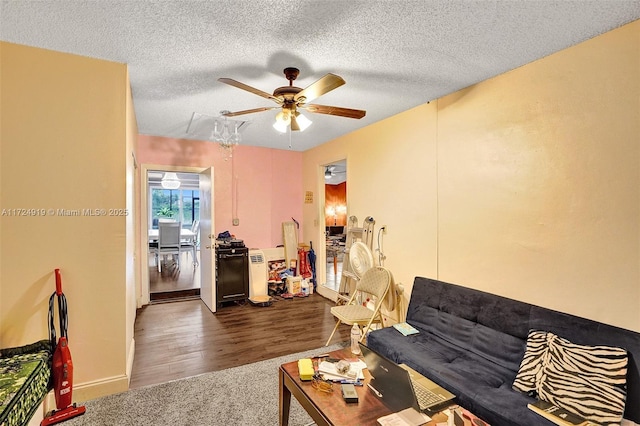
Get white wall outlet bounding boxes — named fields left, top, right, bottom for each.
left=232, top=218, right=239, bottom=226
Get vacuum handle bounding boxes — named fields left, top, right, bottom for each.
left=53, top=268, right=68, bottom=340
left=55, top=268, right=63, bottom=295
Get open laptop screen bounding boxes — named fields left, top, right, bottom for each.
left=360, top=343, right=421, bottom=413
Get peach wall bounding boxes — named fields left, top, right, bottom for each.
left=1, top=42, right=134, bottom=400
left=303, top=21, right=640, bottom=332
left=137, top=135, right=303, bottom=248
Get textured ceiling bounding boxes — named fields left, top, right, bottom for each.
left=2, top=1, right=639, bottom=151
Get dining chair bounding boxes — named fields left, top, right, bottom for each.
left=191, top=220, right=200, bottom=244
left=156, top=221, right=182, bottom=273
left=181, top=220, right=200, bottom=267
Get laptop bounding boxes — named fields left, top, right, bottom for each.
left=359, top=342, right=456, bottom=413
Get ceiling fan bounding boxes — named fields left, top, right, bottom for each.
left=218, top=67, right=366, bottom=133
left=325, top=165, right=346, bottom=180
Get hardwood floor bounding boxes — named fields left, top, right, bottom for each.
left=149, top=251, right=200, bottom=294
left=130, top=293, right=351, bottom=389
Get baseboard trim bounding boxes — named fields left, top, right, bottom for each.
left=316, top=285, right=338, bottom=302
left=44, top=374, right=129, bottom=408
left=75, top=374, right=130, bottom=402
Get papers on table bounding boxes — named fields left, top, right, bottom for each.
left=377, top=408, right=431, bottom=425
left=318, top=360, right=366, bottom=381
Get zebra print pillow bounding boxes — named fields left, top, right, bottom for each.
left=512, top=330, right=628, bottom=425
left=539, top=333, right=628, bottom=425
left=512, top=330, right=549, bottom=394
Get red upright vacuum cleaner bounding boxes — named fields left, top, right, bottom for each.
left=41, top=269, right=86, bottom=426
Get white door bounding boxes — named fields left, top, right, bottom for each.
left=199, top=167, right=216, bottom=312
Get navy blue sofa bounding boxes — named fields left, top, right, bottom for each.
left=367, top=277, right=640, bottom=426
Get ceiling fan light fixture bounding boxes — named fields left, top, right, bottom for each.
left=273, top=118, right=289, bottom=133
left=275, top=110, right=290, bottom=123
left=325, top=168, right=332, bottom=180
left=295, top=112, right=312, bottom=131
left=161, top=172, right=181, bottom=189
left=273, top=109, right=292, bottom=133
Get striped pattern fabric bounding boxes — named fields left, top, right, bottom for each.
left=513, top=330, right=549, bottom=394
left=513, top=330, right=628, bottom=425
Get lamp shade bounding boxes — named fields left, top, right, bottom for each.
left=295, top=112, right=312, bottom=131
left=273, top=119, right=289, bottom=133
left=273, top=110, right=291, bottom=133
left=161, top=172, right=181, bottom=189
left=273, top=109, right=312, bottom=133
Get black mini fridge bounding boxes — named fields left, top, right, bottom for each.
left=215, top=244, right=249, bottom=307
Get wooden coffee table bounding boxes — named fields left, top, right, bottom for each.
left=279, top=348, right=452, bottom=426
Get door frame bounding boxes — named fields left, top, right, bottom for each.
left=138, top=163, right=207, bottom=307
left=315, top=157, right=348, bottom=302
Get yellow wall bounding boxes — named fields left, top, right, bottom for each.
left=0, top=42, right=136, bottom=399
left=303, top=21, right=640, bottom=332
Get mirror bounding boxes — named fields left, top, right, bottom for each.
left=282, top=221, right=299, bottom=272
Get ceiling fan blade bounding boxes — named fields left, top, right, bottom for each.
left=218, top=78, right=282, bottom=104
left=294, top=73, right=345, bottom=103
left=222, top=107, right=278, bottom=117
left=303, top=104, right=366, bottom=119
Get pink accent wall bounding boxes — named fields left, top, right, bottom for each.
left=138, top=135, right=303, bottom=249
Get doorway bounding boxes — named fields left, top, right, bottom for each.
left=322, top=159, right=347, bottom=292
left=139, top=165, right=215, bottom=311
left=146, top=170, right=201, bottom=301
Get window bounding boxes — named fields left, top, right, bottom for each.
left=150, top=188, right=199, bottom=229
left=181, top=190, right=200, bottom=228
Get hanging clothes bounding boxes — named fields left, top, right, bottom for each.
left=298, top=246, right=312, bottom=279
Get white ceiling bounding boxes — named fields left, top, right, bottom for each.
left=2, top=1, right=639, bottom=152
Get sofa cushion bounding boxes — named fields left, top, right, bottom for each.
left=406, top=278, right=531, bottom=372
